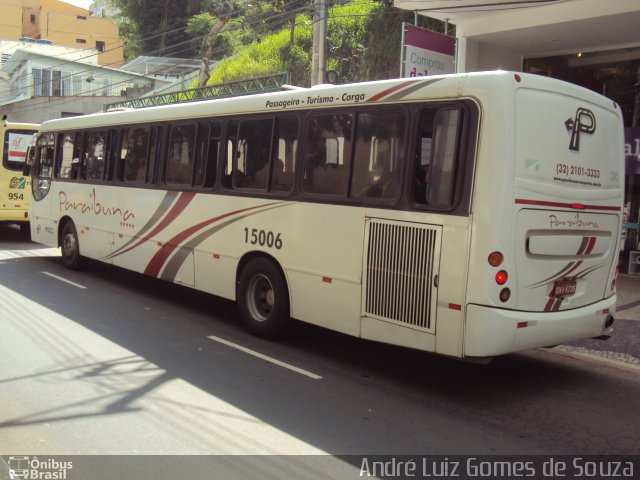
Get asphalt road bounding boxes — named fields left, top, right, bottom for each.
left=1, top=224, right=639, bottom=470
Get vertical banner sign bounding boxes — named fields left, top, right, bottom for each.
left=401, top=23, right=456, bottom=78
left=625, top=127, right=640, bottom=175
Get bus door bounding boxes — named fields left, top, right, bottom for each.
left=362, top=218, right=442, bottom=336
left=29, top=133, right=57, bottom=244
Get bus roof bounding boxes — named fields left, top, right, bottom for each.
left=37, top=71, right=617, bottom=132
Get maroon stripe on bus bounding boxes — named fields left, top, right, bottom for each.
left=515, top=198, right=620, bottom=211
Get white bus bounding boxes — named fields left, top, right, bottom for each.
left=28, top=71, right=624, bottom=359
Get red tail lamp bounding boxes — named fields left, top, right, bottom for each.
left=495, top=270, right=508, bottom=285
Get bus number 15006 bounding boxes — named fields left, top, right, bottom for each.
left=244, top=228, right=283, bottom=249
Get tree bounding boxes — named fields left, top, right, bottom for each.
left=110, top=0, right=207, bottom=59
left=203, top=0, right=441, bottom=87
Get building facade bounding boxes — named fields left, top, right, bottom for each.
left=0, top=49, right=170, bottom=123
left=1, top=0, right=123, bottom=67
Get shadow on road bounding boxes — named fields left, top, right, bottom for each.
left=1, top=251, right=639, bottom=456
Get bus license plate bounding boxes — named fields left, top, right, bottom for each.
left=554, top=279, right=576, bottom=297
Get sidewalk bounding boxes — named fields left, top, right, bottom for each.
left=557, top=274, right=640, bottom=367
left=615, top=273, right=640, bottom=321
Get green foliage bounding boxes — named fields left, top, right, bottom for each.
left=206, top=22, right=313, bottom=85
left=200, top=0, right=444, bottom=86
left=110, top=0, right=207, bottom=58
left=186, top=12, right=217, bottom=38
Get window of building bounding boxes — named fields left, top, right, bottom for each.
left=41, top=69, right=51, bottom=96
left=52, top=70, right=62, bottom=96
left=30, top=14, right=36, bottom=24
left=32, top=68, right=42, bottom=96
left=96, top=41, right=105, bottom=52
left=76, top=38, right=87, bottom=44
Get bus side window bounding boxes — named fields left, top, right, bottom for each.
left=82, top=131, right=106, bottom=181
left=303, top=113, right=353, bottom=196
left=271, top=117, right=297, bottom=192
left=412, top=107, right=462, bottom=208
left=234, top=118, right=273, bottom=191
left=105, top=129, right=118, bottom=181
left=350, top=111, right=405, bottom=200
left=413, top=109, right=435, bottom=204
left=166, top=124, right=196, bottom=185
left=204, top=123, right=221, bottom=188
left=123, top=127, right=150, bottom=183
left=223, top=122, right=238, bottom=189
left=427, top=108, right=461, bottom=208
left=55, top=132, right=78, bottom=180
left=146, top=126, right=159, bottom=184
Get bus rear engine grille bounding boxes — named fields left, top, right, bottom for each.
left=365, top=220, right=439, bottom=332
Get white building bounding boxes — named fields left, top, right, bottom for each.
left=0, top=49, right=171, bottom=123
left=394, top=0, right=640, bottom=271
left=395, top=0, right=639, bottom=74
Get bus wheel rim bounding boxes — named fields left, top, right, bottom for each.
left=246, top=274, right=274, bottom=323
left=63, top=233, right=76, bottom=257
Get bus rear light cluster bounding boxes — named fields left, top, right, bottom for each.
left=488, top=252, right=510, bottom=302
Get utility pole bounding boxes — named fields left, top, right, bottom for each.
left=311, top=0, right=328, bottom=86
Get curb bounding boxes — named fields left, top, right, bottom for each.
left=543, top=346, right=640, bottom=374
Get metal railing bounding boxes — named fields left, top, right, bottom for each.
left=104, top=72, right=290, bottom=111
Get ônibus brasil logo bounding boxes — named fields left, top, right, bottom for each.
left=7, top=456, right=73, bottom=479
left=565, top=108, right=596, bottom=152
left=9, top=177, right=26, bottom=189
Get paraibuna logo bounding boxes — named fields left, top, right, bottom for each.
left=58, top=188, right=135, bottom=223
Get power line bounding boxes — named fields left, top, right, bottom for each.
left=7, top=0, right=396, bottom=117
left=6, top=1, right=317, bottom=116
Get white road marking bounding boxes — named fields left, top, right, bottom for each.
left=207, top=334, right=322, bottom=380
left=42, top=271, right=87, bottom=290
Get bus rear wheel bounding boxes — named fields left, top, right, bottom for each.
left=237, top=258, right=289, bottom=338
left=60, top=221, right=82, bottom=270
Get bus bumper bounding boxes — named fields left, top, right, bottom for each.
left=464, top=296, right=616, bottom=358
left=0, top=208, right=29, bottom=223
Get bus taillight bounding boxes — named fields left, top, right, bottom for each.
left=495, top=270, right=508, bottom=285
left=488, top=251, right=503, bottom=267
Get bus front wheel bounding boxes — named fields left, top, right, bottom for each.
left=237, top=258, right=289, bottom=338
left=60, top=221, right=82, bottom=270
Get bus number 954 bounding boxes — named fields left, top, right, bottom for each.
left=244, top=228, right=283, bottom=249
